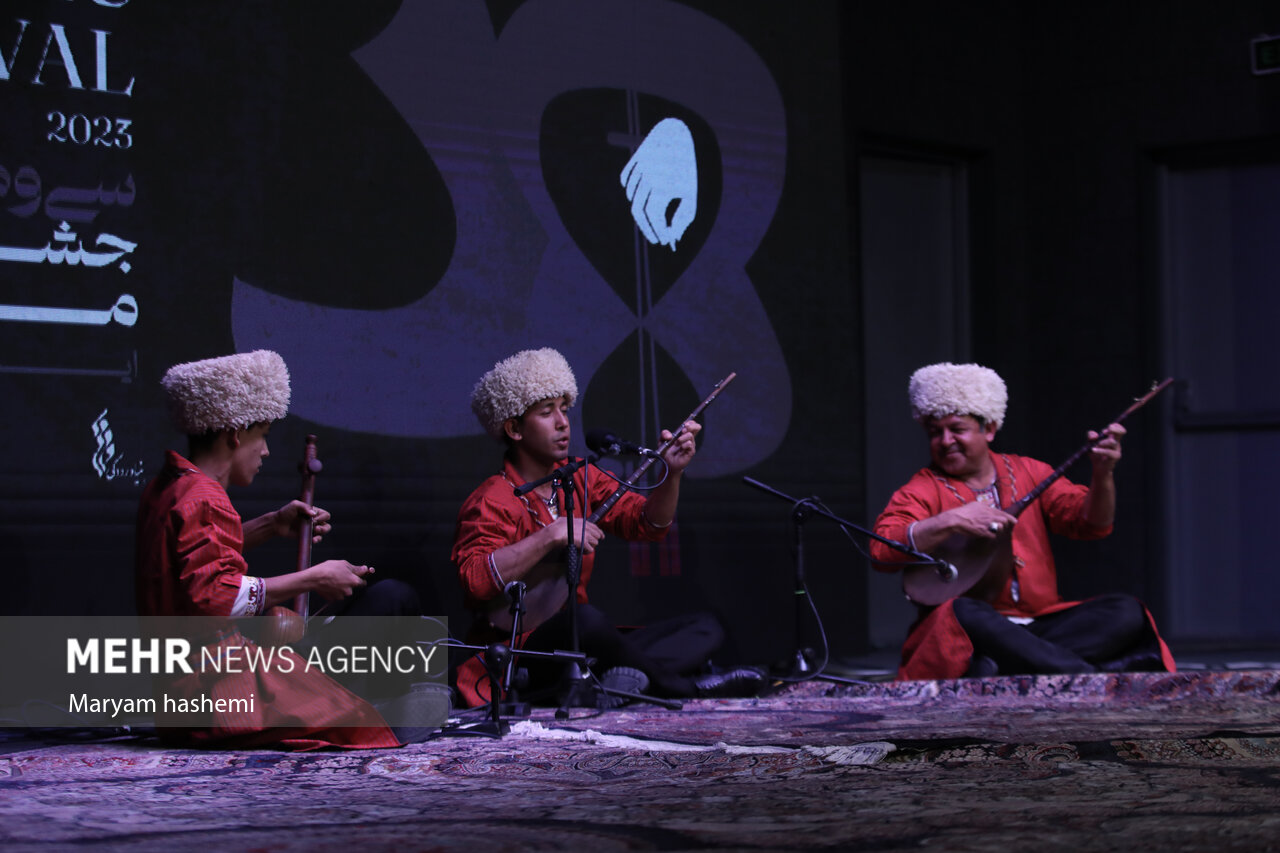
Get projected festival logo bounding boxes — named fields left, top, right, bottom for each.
left=0, top=4, right=145, bottom=486
left=231, top=0, right=789, bottom=476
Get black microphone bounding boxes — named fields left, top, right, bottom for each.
left=503, top=581, right=526, bottom=601
left=585, top=428, right=660, bottom=459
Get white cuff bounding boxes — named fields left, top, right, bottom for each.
left=487, top=552, right=505, bottom=591
left=231, top=575, right=266, bottom=618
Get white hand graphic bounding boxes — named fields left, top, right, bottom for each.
left=620, top=118, right=697, bottom=250
left=233, top=0, right=792, bottom=474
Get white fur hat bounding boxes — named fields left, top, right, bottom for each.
left=908, top=362, right=1007, bottom=429
left=161, top=350, right=291, bottom=435
left=471, top=348, right=578, bottom=439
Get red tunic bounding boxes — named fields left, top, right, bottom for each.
left=870, top=451, right=1174, bottom=680
left=135, top=451, right=399, bottom=749
left=450, top=457, right=668, bottom=706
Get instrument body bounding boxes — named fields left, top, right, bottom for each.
left=901, top=379, right=1173, bottom=606
left=908, top=529, right=1015, bottom=606
left=485, top=374, right=736, bottom=633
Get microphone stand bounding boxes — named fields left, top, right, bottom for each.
left=553, top=460, right=592, bottom=717
left=513, top=457, right=593, bottom=716
left=500, top=581, right=531, bottom=719
left=742, top=476, right=942, bottom=682
left=514, top=455, right=684, bottom=717
left=742, top=476, right=939, bottom=563
left=436, top=642, right=591, bottom=739
left=789, top=496, right=814, bottom=678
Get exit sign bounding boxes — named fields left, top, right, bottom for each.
left=1252, top=34, right=1280, bottom=75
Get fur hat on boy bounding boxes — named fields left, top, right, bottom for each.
left=161, top=350, right=291, bottom=435
left=470, top=348, right=578, bottom=439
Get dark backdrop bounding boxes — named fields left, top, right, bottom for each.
left=2, top=1, right=1277, bottom=667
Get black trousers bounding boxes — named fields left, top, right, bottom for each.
left=519, top=604, right=724, bottom=698
left=952, top=593, right=1156, bottom=675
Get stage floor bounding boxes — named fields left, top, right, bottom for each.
left=3, top=667, right=1279, bottom=851
left=826, top=644, right=1280, bottom=680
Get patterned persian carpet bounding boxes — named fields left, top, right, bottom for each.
left=2, top=670, right=1279, bottom=851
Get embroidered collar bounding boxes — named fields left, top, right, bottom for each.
left=932, top=452, right=1020, bottom=508
left=501, top=458, right=576, bottom=527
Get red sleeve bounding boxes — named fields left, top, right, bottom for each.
left=173, top=485, right=247, bottom=618
left=451, top=479, right=528, bottom=607
left=1019, top=457, right=1113, bottom=540
left=869, top=470, right=940, bottom=571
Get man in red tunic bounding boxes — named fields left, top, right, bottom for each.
left=451, top=347, right=763, bottom=708
left=136, top=349, right=405, bottom=749
left=870, top=362, right=1174, bottom=680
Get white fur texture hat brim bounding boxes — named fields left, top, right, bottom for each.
left=162, top=350, right=291, bottom=435
left=471, top=347, right=578, bottom=439
left=908, top=362, right=1007, bottom=429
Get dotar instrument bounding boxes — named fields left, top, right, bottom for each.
left=258, top=434, right=322, bottom=645
left=902, top=378, right=1173, bottom=606
left=486, top=373, right=737, bottom=632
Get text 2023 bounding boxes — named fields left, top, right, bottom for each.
left=47, top=112, right=133, bottom=149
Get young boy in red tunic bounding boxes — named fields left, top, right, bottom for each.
left=451, top=347, right=763, bottom=708
left=136, top=349, right=407, bottom=749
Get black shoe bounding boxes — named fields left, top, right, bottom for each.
left=693, top=667, right=766, bottom=699
left=965, top=655, right=999, bottom=678
left=1098, top=651, right=1166, bottom=673
left=598, top=666, right=649, bottom=709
